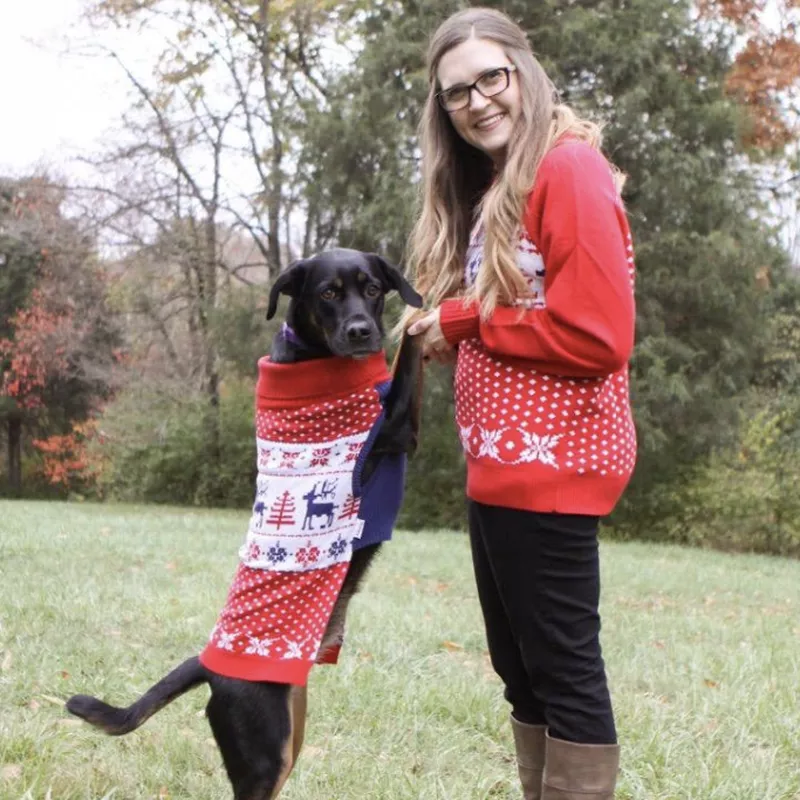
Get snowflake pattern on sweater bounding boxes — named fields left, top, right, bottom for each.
left=455, top=347, right=636, bottom=478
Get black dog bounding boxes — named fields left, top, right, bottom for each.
left=66, top=249, right=423, bottom=799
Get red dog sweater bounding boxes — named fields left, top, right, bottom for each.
left=200, top=351, right=403, bottom=685
left=439, top=141, right=637, bottom=516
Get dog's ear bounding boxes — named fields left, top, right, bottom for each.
left=266, top=260, right=308, bottom=320
left=368, top=254, right=423, bottom=308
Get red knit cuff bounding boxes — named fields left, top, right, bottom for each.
left=440, top=298, right=481, bottom=345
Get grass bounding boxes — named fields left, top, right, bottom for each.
left=0, top=501, right=799, bottom=800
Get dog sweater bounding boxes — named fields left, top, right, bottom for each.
left=438, top=140, right=637, bottom=516
left=199, top=351, right=405, bottom=685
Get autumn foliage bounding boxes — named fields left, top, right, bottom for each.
left=0, top=290, right=70, bottom=411
left=698, top=0, right=800, bottom=149
left=32, top=420, right=104, bottom=491
left=1, top=177, right=124, bottom=496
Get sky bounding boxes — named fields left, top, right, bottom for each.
left=2, top=0, right=791, bottom=180
left=0, top=1, right=152, bottom=178
left=1, top=0, right=796, bottom=261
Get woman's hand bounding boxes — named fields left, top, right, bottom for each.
left=407, top=308, right=455, bottom=364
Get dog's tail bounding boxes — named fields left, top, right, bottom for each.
left=66, top=656, right=208, bottom=735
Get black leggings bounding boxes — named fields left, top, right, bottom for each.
left=468, top=500, right=616, bottom=745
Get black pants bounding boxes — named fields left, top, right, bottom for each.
left=468, top=500, right=616, bottom=745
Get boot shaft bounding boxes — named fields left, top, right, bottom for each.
left=541, top=732, right=619, bottom=799
left=511, top=716, right=546, bottom=800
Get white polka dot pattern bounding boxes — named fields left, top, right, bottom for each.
left=454, top=339, right=637, bottom=500
left=206, top=561, right=349, bottom=667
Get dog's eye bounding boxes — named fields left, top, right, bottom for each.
left=365, top=284, right=381, bottom=298
left=320, top=288, right=337, bottom=301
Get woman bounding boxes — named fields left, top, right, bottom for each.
left=406, top=8, right=636, bottom=799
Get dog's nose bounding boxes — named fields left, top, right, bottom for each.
left=346, top=321, right=372, bottom=342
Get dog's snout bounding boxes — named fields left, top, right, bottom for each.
left=346, top=321, right=373, bottom=343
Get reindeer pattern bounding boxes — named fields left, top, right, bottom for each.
left=240, top=432, right=370, bottom=572
left=301, top=479, right=338, bottom=530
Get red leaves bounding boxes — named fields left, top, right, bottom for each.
left=696, top=0, right=766, bottom=26
left=32, top=419, right=102, bottom=490
left=726, top=34, right=800, bottom=149
left=0, top=291, right=70, bottom=410
left=697, top=0, right=800, bottom=150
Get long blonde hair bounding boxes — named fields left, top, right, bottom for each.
left=407, top=7, right=609, bottom=320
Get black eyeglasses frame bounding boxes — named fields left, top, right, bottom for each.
left=436, top=65, right=518, bottom=112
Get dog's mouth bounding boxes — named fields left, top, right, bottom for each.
left=330, top=342, right=382, bottom=359
left=349, top=348, right=380, bottom=360
left=327, top=329, right=382, bottom=359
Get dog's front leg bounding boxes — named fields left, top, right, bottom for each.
left=381, top=333, right=422, bottom=455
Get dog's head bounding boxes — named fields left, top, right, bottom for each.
left=266, top=249, right=423, bottom=358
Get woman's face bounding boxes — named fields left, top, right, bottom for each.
left=436, top=38, right=521, bottom=164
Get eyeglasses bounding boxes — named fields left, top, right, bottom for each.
left=436, top=66, right=517, bottom=112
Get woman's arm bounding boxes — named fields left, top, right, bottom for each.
left=438, top=142, right=635, bottom=378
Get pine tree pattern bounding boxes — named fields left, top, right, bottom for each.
left=265, top=491, right=296, bottom=529
left=338, top=493, right=360, bottom=520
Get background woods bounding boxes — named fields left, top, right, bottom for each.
left=0, top=179, right=122, bottom=496
left=2, top=0, right=800, bottom=554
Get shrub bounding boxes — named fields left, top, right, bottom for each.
left=94, top=377, right=256, bottom=508
left=608, top=404, right=800, bottom=556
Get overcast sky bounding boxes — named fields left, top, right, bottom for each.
left=0, top=1, right=153, bottom=178
left=2, top=0, right=790, bottom=180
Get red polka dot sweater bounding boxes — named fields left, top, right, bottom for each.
left=439, top=141, right=637, bottom=516
left=200, top=352, right=405, bottom=685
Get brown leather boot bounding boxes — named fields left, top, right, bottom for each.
left=511, top=716, right=547, bottom=800
left=541, top=732, right=619, bottom=799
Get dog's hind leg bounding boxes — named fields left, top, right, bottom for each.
left=206, top=677, right=299, bottom=800
left=267, top=686, right=308, bottom=798
left=290, top=685, right=308, bottom=764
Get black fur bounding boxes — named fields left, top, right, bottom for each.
left=66, top=249, right=423, bottom=800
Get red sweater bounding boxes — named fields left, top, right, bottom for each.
left=439, top=141, right=637, bottom=516
left=200, top=352, right=400, bottom=686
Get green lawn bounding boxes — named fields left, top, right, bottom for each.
left=0, top=501, right=798, bottom=799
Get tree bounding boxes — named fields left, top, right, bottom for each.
left=297, top=0, right=454, bottom=260
left=299, top=0, right=795, bottom=531
left=266, top=490, right=297, bottom=529
left=338, top=493, right=360, bottom=520
left=0, top=178, right=122, bottom=495
left=70, top=0, right=365, bottom=498
left=697, top=0, right=800, bottom=152
left=0, top=181, right=43, bottom=339
left=0, top=293, right=67, bottom=492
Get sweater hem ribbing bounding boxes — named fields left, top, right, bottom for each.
left=466, top=461, right=630, bottom=517
left=199, top=648, right=314, bottom=686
